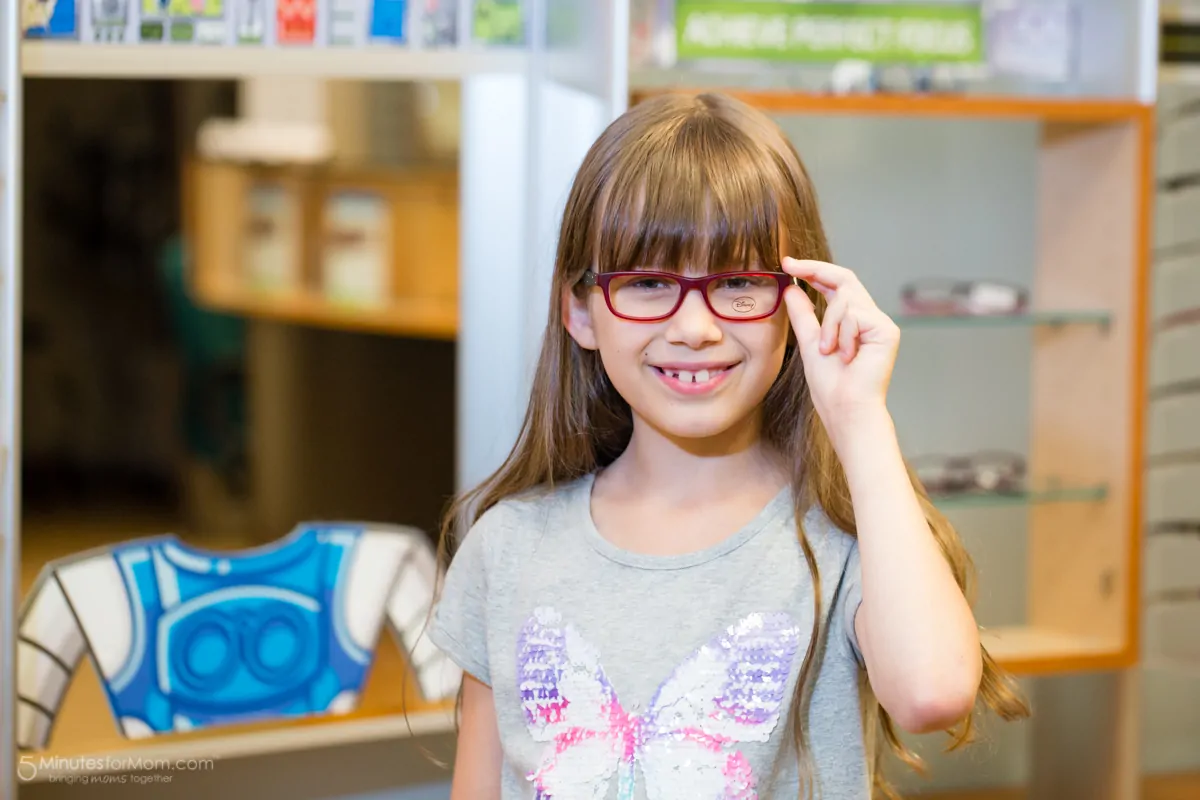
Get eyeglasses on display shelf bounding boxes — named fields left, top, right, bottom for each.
left=912, top=450, right=1027, bottom=497
left=902, top=278, right=1030, bottom=317
left=910, top=450, right=1109, bottom=509
left=897, top=278, right=1112, bottom=330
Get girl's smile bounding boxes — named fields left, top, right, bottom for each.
left=648, top=361, right=740, bottom=396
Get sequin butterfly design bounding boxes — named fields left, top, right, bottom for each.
left=518, top=607, right=802, bottom=800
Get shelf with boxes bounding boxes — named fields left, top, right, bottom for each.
left=20, top=0, right=530, bottom=78
left=21, top=41, right=529, bottom=80
left=185, top=157, right=459, bottom=340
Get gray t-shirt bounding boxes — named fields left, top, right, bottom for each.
left=429, top=472, right=869, bottom=799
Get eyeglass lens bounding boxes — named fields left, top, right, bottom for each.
left=607, top=274, right=780, bottom=319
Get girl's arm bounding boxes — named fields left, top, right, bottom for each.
left=837, top=408, right=983, bottom=734
left=781, top=258, right=982, bottom=734
left=450, top=673, right=503, bottom=800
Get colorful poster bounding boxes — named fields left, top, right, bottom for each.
left=673, top=1, right=984, bottom=64
left=278, top=0, right=317, bottom=44
left=985, top=1, right=1076, bottom=82
left=22, top=0, right=78, bottom=39
left=419, top=0, right=456, bottom=46
left=85, top=0, right=132, bottom=41
left=140, top=0, right=228, bottom=44
left=235, top=0, right=267, bottom=43
left=321, top=192, right=392, bottom=308
left=369, top=0, right=406, bottom=42
left=16, top=523, right=460, bottom=750
left=329, top=0, right=365, bottom=45
left=473, top=0, right=522, bottom=45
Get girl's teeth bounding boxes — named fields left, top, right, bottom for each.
left=658, top=366, right=726, bottom=383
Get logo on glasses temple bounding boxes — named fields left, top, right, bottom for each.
left=732, top=297, right=757, bottom=313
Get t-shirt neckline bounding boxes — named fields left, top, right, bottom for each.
left=575, top=471, right=792, bottom=570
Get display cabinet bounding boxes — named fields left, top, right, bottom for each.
left=0, top=2, right=629, bottom=796
left=625, top=2, right=1158, bottom=798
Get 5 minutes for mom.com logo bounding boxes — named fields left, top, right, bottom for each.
left=18, top=755, right=215, bottom=783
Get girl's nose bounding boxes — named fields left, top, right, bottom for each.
left=664, top=288, right=722, bottom=347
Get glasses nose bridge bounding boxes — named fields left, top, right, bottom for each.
left=674, top=274, right=715, bottom=312
left=669, top=278, right=723, bottom=330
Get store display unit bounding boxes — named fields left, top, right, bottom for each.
left=2, top=0, right=630, bottom=791
left=621, top=4, right=1161, bottom=797
left=628, top=3, right=1157, bottom=689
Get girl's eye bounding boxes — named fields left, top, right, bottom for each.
left=715, top=276, right=752, bottom=290
left=629, top=278, right=670, bottom=290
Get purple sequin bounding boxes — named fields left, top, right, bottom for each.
left=517, top=607, right=802, bottom=799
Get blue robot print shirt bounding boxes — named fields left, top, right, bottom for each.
left=15, top=523, right=459, bottom=750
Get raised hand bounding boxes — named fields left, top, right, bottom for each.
left=781, top=257, right=901, bottom=438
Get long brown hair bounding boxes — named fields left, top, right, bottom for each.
left=435, top=91, right=1030, bottom=797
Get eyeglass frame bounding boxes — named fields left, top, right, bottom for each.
left=580, top=269, right=796, bottom=322
left=909, top=450, right=1027, bottom=497
left=901, top=278, right=1030, bottom=317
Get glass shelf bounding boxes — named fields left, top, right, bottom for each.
left=932, top=484, right=1109, bottom=509
left=897, top=311, right=1112, bottom=329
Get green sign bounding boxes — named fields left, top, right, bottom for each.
left=676, top=2, right=984, bottom=64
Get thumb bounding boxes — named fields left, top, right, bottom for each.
left=784, top=284, right=821, bottom=351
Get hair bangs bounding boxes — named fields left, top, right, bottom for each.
left=593, top=111, right=791, bottom=277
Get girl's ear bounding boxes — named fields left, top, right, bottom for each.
left=562, top=285, right=599, bottom=351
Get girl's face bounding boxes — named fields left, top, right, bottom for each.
left=564, top=267, right=791, bottom=444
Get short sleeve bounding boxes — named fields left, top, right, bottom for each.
left=836, top=540, right=865, bottom=668
left=428, top=513, right=494, bottom=686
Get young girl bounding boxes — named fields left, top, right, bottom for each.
left=428, top=91, right=1029, bottom=799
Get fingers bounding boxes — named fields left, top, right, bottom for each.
left=782, top=257, right=896, bottom=363
left=782, top=257, right=878, bottom=307
left=818, top=297, right=863, bottom=362
left=838, top=311, right=860, bottom=363
left=781, top=257, right=856, bottom=295
left=783, top=284, right=822, bottom=350
left=821, top=296, right=848, bottom=355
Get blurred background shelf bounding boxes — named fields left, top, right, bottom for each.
left=897, top=311, right=1113, bottom=329
left=932, top=485, right=1110, bottom=509
left=21, top=42, right=530, bottom=80
left=981, top=626, right=1128, bottom=675
left=1161, top=64, right=1200, bottom=86
left=193, top=284, right=458, bottom=341
left=186, top=159, right=459, bottom=340
left=631, top=78, right=1151, bottom=122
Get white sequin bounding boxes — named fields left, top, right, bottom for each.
left=517, top=607, right=802, bottom=799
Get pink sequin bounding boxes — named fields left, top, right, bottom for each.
left=517, top=607, right=801, bottom=799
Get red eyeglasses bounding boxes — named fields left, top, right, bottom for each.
left=581, top=270, right=794, bottom=322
